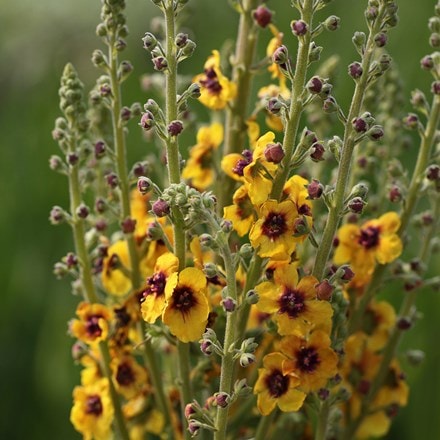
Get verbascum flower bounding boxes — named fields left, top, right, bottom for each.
left=333, top=212, right=403, bottom=283
left=255, top=264, right=333, bottom=335
left=130, top=189, right=151, bottom=240
left=111, top=353, right=149, bottom=399
left=283, top=174, right=312, bottom=217
left=249, top=200, right=300, bottom=261
left=266, top=25, right=288, bottom=90
left=70, top=302, right=113, bottom=345
left=362, top=300, right=396, bottom=351
left=70, top=379, right=114, bottom=440
left=141, top=252, right=179, bottom=324
left=182, top=122, right=224, bottom=190
left=279, top=330, right=339, bottom=392
left=254, top=352, right=306, bottom=416
left=258, top=84, right=290, bottom=131
left=223, top=185, right=256, bottom=236
left=194, top=50, right=236, bottom=110
left=162, top=267, right=209, bottom=342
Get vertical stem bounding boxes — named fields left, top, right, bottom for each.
left=311, top=7, right=386, bottom=280
left=254, top=409, right=276, bottom=440
left=314, top=400, right=330, bottom=440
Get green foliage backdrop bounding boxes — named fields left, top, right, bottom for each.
left=0, top=0, right=438, bottom=438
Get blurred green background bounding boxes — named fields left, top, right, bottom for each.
left=1, top=0, right=438, bottom=438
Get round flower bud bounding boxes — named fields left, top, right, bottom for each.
left=406, top=349, right=425, bottom=366
left=152, top=199, right=170, bottom=217
left=322, top=96, right=338, bottom=113
left=137, top=176, right=151, bottom=195
left=184, top=403, right=196, bottom=419
left=222, top=297, right=237, bottom=313
left=272, top=45, right=289, bottom=65
left=200, top=340, right=213, bottom=356
left=188, top=82, right=201, bottom=99
left=91, top=49, right=107, bottom=68
left=142, top=32, right=157, bottom=51
left=397, top=317, right=412, bottom=330
left=348, top=197, right=366, bottom=214
left=432, top=81, right=440, bottom=95
left=340, top=265, right=355, bottom=282
left=307, top=76, right=323, bottom=94
left=324, top=15, right=340, bottom=31
left=245, top=289, right=259, bottom=305
left=120, top=106, right=131, bottom=122
left=403, top=113, right=419, bottom=130
left=67, top=152, right=79, bottom=166
left=153, top=56, right=168, bottom=71
left=214, top=392, right=230, bottom=408
left=95, top=197, right=107, bottom=214
left=49, top=155, right=64, bottom=172
left=420, top=55, right=434, bottom=70
left=367, top=125, right=385, bottom=141
left=167, top=120, right=184, bottom=136
left=239, top=243, right=253, bottom=259
left=65, top=252, right=78, bottom=269
left=140, top=111, right=155, bottom=131
left=99, top=83, right=112, bottom=97
left=106, top=172, right=118, bottom=189
left=307, top=179, right=324, bottom=199
left=310, top=143, right=325, bottom=162
left=291, top=19, right=308, bottom=36
left=389, top=185, right=403, bottom=203
left=253, top=5, right=272, bottom=28
left=188, top=420, right=200, bottom=437
left=431, top=33, right=440, bottom=48
left=264, top=142, right=285, bottom=163
left=316, top=280, right=334, bottom=301
left=426, top=164, right=440, bottom=181
left=115, top=39, right=127, bottom=52
left=175, top=32, right=188, bottom=48
left=352, top=117, right=368, bottom=133
left=121, top=217, right=136, bottom=234
left=239, top=353, right=255, bottom=368
left=76, top=203, right=89, bottom=219
left=94, top=140, right=106, bottom=159
left=267, top=97, right=283, bottom=114
left=374, top=32, right=388, bottom=47
left=348, top=62, right=363, bottom=79
left=318, top=388, right=330, bottom=401
left=352, top=31, right=366, bottom=48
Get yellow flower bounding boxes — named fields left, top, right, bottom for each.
left=249, top=199, right=299, bottom=261
left=70, top=302, right=113, bottom=345
left=70, top=379, right=114, bottom=440
left=111, top=353, right=149, bottom=400
left=254, top=352, right=306, bottom=416
left=279, top=330, right=339, bottom=392
left=130, top=189, right=151, bottom=240
left=334, top=212, right=402, bottom=282
left=258, top=84, right=290, bottom=132
left=182, top=123, right=224, bottom=190
left=194, top=50, right=237, bottom=110
left=162, top=267, right=210, bottom=342
left=223, top=185, right=256, bottom=236
left=283, top=174, right=312, bottom=217
left=141, top=252, right=179, bottom=324
left=266, top=25, right=288, bottom=91
left=256, top=264, right=333, bottom=335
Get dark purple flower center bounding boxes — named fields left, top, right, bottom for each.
left=262, top=212, right=287, bottom=239
left=116, top=362, right=135, bottom=386
left=358, top=226, right=380, bottom=249
left=85, top=395, right=103, bottom=416
left=173, top=286, right=196, bottom=315
left=296, top=347, right=320, bottom=373
left=298, top=204, right=311, bottom=216
left=200, top=68, right=222, bottom=94
left=278, top=288, right=305, bottom=318
left=143, top=271, right=167, bottom=298
left=85, top=315, right=104, bottom=338
left=232, top=149, right=253, bottom=176
left=266, top=369, right=289, bottom=398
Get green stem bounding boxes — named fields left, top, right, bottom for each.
left=218, top=0, right=259, bottom=211
left=270, top=0, right=314, bottom=200
left=67, top=132, right=129, bottom=440
left=312, top=7, right=386, bottom=280
left=314, top=400, right=330, bottom=440
left=254, top=409, right=276, bottom=440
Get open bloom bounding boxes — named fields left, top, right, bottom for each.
left=162, top=267, right=209, bottom=342
left=279, top=330, right=339, bottom=392
left=182, top=122, right=224, bottom=190
left=254, top=352, right=306, bottom=416
left=223, top=185, right=256, bottom=236
left=70, top=302, right=113, bottom=345
left=333, top=212, right=403, bottom=282
left=141, top=252, right=179, bottom=323
left=194, top=50, right=236, bottom=110
left=256, top=264, right=333, bottom=335
left=70, top=379, right=114, bottom=440
left=249, top=199, right=300, bottom=260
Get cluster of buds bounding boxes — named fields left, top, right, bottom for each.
left=231, top=337, right=258, bottom=368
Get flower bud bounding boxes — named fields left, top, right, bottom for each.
left=121, top=217, right=136, bottom=234
left=199, top=233, right=216, bottom=249
left=168, top=120, right=184, bottom=136
left=427, top=164, right=440, bottom=181
left=253, top=5, right=272, bottom=28
left=140, top=111, right=155, bottom=131
left=71, top=341, right=88, bottom=361
left=91, top=49, right=107, bottom=68
left=389, top=185, right=403, bottom=203
left=322, top=96, right=338, bottom=113
left=220, top=219, right=233, bottom=233
left=239, top=243, right=253, bottom=259
left=347, top=197, right=366, bottom=214
left=397, top=317, right=412, bottom=330
left=348, top=62, right=363, bottom=79
left=352, top=31, right=366, bottom=49
left=188, top=82, right=201, bottom=99
left=106, top=172, right=118, bottom=189
left=175, top=32, right=188, bottom=48
left=272, top=45, right=289, bottom=65
left=76, top=203, right=89, bottom=219
left=239, top=353, right=255, bottom=367
left=152, top=199, right=170, bottom=217
left=432, top=81, right=440, bottom=95
left=65, top=252, right=78, bottom=269
left=307, top=179, right=324, bottom=199
left=142, top=32, right=157, bottom=51
left=318, top=388, right=330, bottom=401
left=293, top=217, right=309, bottom=236
left=188, top=420, right=200, bottom=437
left=222, top=297, right=237, bottom=313
left=214, top=392, right=230, bottom=408
left=307, top=76, right=323, bottom=94
left=324, top=15, right=340, bottom=31
left=245, top=289, right=259, bottom=305
left=366, top=125, right=384, bottom=141
left=352, top=117, right=369, bottom=133
left=316, top=280, right=334, bottom=301
left=403, top=113, right=419, bottom=130
left=200, top=340, right=213, bottom=356
left=429, top=16, right=440, bottom=33
left=99, top=83, right=112, bottom=97
left=264, top=142, right=285, bottom=163
left=406, top=349, right=425, bottom=366
left=94, top=140, right=106, bottom=159
left=291, top=20, right=308, bottom=36
left=95, top=197, right=107, bottom=214
left=374, top=32, right=388, bottom=47
left=421, top=55, right=434, bottom=70
left=310, top=143, right=325, bottom=162
left=137, top=176, right=151, bottom=195
left=67, top=152, right=79, bottom=166
left=267, top=97, right=283, bottom=114
left=308, top=42, right=322, bottom=63
left=49, top=155, right=65, bottom=172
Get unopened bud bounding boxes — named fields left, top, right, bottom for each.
left=106, top=172, right=118, bottom=189
left=214, top=392, right=230, bottom=408
left=76, top=204, right=89, bottom=219
left=200, top=340, right=213, bottom=356
left=348, top=197, right=366, bottom=214
left=94, top=140, right=106, bottom=159
left=307, top=179, right=324, bottom=199
left=175, top=32, right=188, bottom=48
left=152, top=199, right=170, bottom=217
left=421, top=55, right=434, bottom=70
left=253, top=5, right=272, bottom=28
left=272, top=45, right=288, bottom=65
left=153, top=56, right=168, bottom=71
left=324, top=15, right=340, bottom=31
left=432, top=81, right=440, bottom=95
left=168, top=120, right=183, bottom=136
left=267, top=97, right=283, bottom=114
left=245, top=289, right=259, bottom=305
left=307, top=76, right=323, bottom=94
left=389, top=185, right=403, bottom=203
left=348, top=62, right=363, bottom=79
left=374, top=32, right=388, bottom=47
left=121, top=217, right=136, bottom=234
left=406, top=349, right=425, bottom=366
left=291, top=20, right=308, bottom=36
left=222, top=297, right=236, bottom=313
left=264, top=142, right=285, bottom=163
left=140, top=111, right=155, bottom=131
left=403, top=113, right=419, bottom=130
left=239, top=243, right=253, bottom=259
left=137, top=176, right=151, bottom=195
left=142, top=32, right=157, bottom=50
left=367, top=125, right=384, bottom=141
left=426, top=164, right=440, bottom=181
left=322, top=96, right=338, bottom=113
left=310, top=143, right=325, bottom=161
left=316, top=280, right=334, bottom=301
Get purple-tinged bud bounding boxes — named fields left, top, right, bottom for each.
left=293, top=217, right=309, bottom=236
left=357, top=156, right=368, bottom=169
left=95, top=197, right=106, bottom=214
left=137, top=176, right=151, bottom=195
left=140, top=111, right=155, bottom=131
left=184, top=403, right=196, bottom=419
left=264, top=142, right=285, bottom=163
left=199, top=233, right=216, bottom=249
left=291, top=20, right=308, bottom=36
left=71, top=341, right=88, bottom=361
left=318, top=388, right=330, bottom=401
left=175, top=32, right=188, bottom=48
left=220, top=219, right=233, bottom=233
left=121, top=217, right=136, bottom=234
left=65, top=252, right=78, bottom=269
left=267, top=97, right=283, bottom=114
left=222, top=297, right=236, bottom=313
left=99, top=83, right=112, bottom=97
left=422, top=212, right=434, bottom=226
left=53, top=262, right=68, bottom=278
left=253, top=5, right=272, bottom=28
left=272, top=45, right=289, bottom=65
left=432, top=81, right=440, bottom=95
left=316, top=279, right=334, bottom=301
left=426, top=164, right=440, bottom=181
left=365, top=6, right=378, bottom=21
left=374, top=32, right=388, bottom=47
left=430, top=32, right=440, bottom=48
left=397, top=317, right=412, bottom=330
left=120, top=106, right=131, bottom=122
left=67, top=152, right=79, bottom=166
left=322, top=96, right=338, bottom=113
left=152, top=199, right=170, bottom=217
left=348, top=62, right=363, bottom=79
left=200, top=340, right=213, bottom=356
left=307, top=179, right=324, bottom=199
left=310, top=143, right=325, bottom=162
left=403, top=113, right=419, bottom=130
left=341, top=265, right=355, bottom=282
left=142, top=32, right=157, bottom=50
left=421, top=55, right=434, bottom=70
left=348, top=197, right=366, bottom=214
left=168, top=120, right=184, bottom=136
left=106, top=172, right=118, bottom=189
left=239, top=353, right=255, bottom=367
left=324, top=15, right=340, bottom=31
left=389, top=185, right=403, bottom=203
left=386, top=403, right=400, bottom=419
left=367, top=125, right=384, bottom=141
left=91, top=49, right=106, bottom=68
left=115, top=39, right=127, bottom=52
left=49, top=155, right=64, bottom=172
left=132, top=162, right=148, bottom=178
left=152, top=56, right=168, bottom=71
left=95, top=219, right=108, bottom=232
left=352, top=117, right=368, bottom=133
left=307, top=76, right=323, bottom=94
left=76, top=204, right=89, bottom=219
left=188, top=420, right=200, bottom=436
left=188, top=82, right=201, bottom=99
left=214, top=392, right=230, bottom=408
left=94, top=140, right=106, bottom=159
